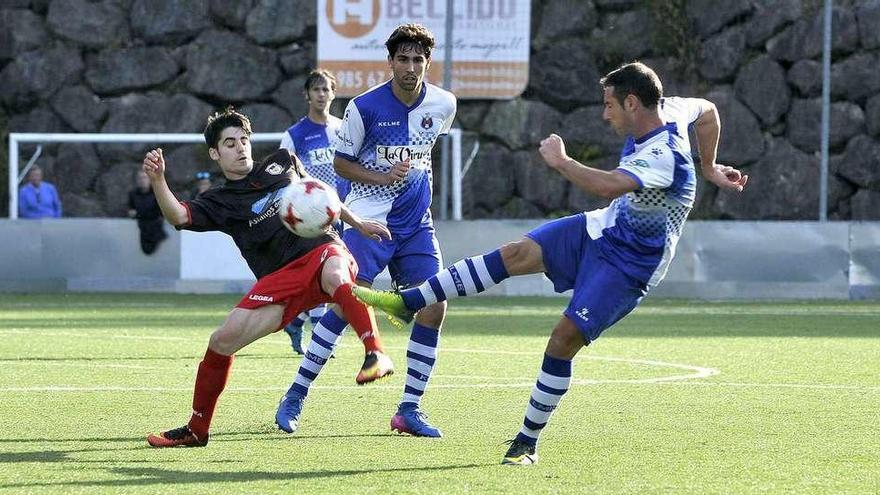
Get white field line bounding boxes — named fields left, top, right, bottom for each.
left=0, top=328, right=718, bottom=374
left=3, top=330, right=877, bottom=393
left=1, top=381, right=879, bottom=393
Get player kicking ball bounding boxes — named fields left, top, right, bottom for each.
left=144, top=108, right=393, bottom=447
left=354, top=62, right=748, bottom=464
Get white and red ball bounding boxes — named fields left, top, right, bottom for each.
left=279, top=178, right=341, bottom=238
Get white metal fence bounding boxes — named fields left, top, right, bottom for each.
left=7, top=130, right=464, bottom=220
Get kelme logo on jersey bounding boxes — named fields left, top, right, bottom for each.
left=376, top=145, right=432, bottom=168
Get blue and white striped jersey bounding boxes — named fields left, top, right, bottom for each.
left=280, top=115, right=348, bottom=198
left=335, top=80, right=456, bottom=235
left=588, top=97, right=707, bottom=287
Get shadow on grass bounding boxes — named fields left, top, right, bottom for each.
left=0, top=463, right=491, bottom=489
left=0, top=429, right=395, bottom=447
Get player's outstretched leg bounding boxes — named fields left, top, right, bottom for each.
left=283, top=312, right=307, bottom=355
left=148, top=348, right=233, bottom=447
left=502, top=353, right=572, bottom=465
left=276, top=310, right=347, bottom=434
left=391, top=322, right=442, bottom=438
left=353, top=249, right=509, bottom=323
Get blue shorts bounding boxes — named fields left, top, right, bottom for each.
left=526, top=213, right=648, bottom=342
left=342, top=223, right=442, bottom=287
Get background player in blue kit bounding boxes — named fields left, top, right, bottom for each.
left=274, top=23, right=457, bottom=437
left=354, top=62, right=749, bottom=463
left=279, top=69, right=349, bottom=356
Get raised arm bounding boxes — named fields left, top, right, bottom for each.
left=143, top=148, right=188, bottom=227
left=538, top=134, right=638, bottom=199
left=693, top=103, right=748, bottom=192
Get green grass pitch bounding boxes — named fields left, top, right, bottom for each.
left=0, top=293, right=878, bottom=494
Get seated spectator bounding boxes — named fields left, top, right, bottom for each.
left=19, top=165, right=62, bottom=218
left=128, top=169, right=168, bottom=255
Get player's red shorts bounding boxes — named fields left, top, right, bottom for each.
left=236, top=242, right=357, bottom=327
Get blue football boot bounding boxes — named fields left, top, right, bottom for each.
left=275, top=393, right=305, bottom=434
left=390, top=404, right=442, bottom=438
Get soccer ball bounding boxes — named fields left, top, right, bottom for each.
left=279, top=178, right=341, bottom=238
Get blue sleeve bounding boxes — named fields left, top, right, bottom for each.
left=18, top=187, right=35, bottom=218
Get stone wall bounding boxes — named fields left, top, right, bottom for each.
left=1, top=0, right=878, bottom=219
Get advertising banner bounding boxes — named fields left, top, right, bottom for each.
left=318, top=0, right=531, bottom=99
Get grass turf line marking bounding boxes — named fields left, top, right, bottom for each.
left=2, top=381, right=878, bottom=393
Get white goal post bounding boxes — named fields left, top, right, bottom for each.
left=7, top=130, right=464, bottom=220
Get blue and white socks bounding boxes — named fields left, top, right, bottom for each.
left=399, top=323, right=440, bottom=409
left=307, top=304, right=326, bottom=326
left=516, top=354, right=572, bottom=446
left=285, top=313, right=307, bottom=332
left=285, top=310, right=347, bottom=398
left=394, top=250, right=508, bottom=411
left=401, top=249, right=510, bottom=310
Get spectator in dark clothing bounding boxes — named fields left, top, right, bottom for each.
left=128, top=170, right=168, bottom=255
left=191, top=171, right=213, bottom=199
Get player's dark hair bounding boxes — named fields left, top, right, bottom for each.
left=304, top=69, right=337, bottom=93
left=600, top=62, right=663, bottom=109
left=204, top=106, right=252, bottom=148
left=385, top=23, right=434, bottom=59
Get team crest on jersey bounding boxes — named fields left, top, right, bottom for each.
left=265, top=162, right=284, bottom=175
left=420, top=113, right=434, bottom=130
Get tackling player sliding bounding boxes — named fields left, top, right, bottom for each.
left=144, top=108, right=391, bottom=448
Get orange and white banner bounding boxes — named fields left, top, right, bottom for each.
left=318, top=0, right=530, bottom=99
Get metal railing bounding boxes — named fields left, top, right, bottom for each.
left=8, top=130, right=465, bottom=220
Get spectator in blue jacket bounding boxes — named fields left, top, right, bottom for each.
left=19, top=166, right=62, bottom=218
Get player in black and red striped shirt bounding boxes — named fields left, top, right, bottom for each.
left=144, top=107, right=393, bottom=448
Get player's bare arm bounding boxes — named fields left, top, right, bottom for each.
left=143, top=148, right=188, bottom=226
left=334, top=156, right=409, bottom=185
left=538, top=134, right=638, bottom=199
left=339, top=204, right=391, bottom=241
left=693, top=104, right=749, bottom=192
